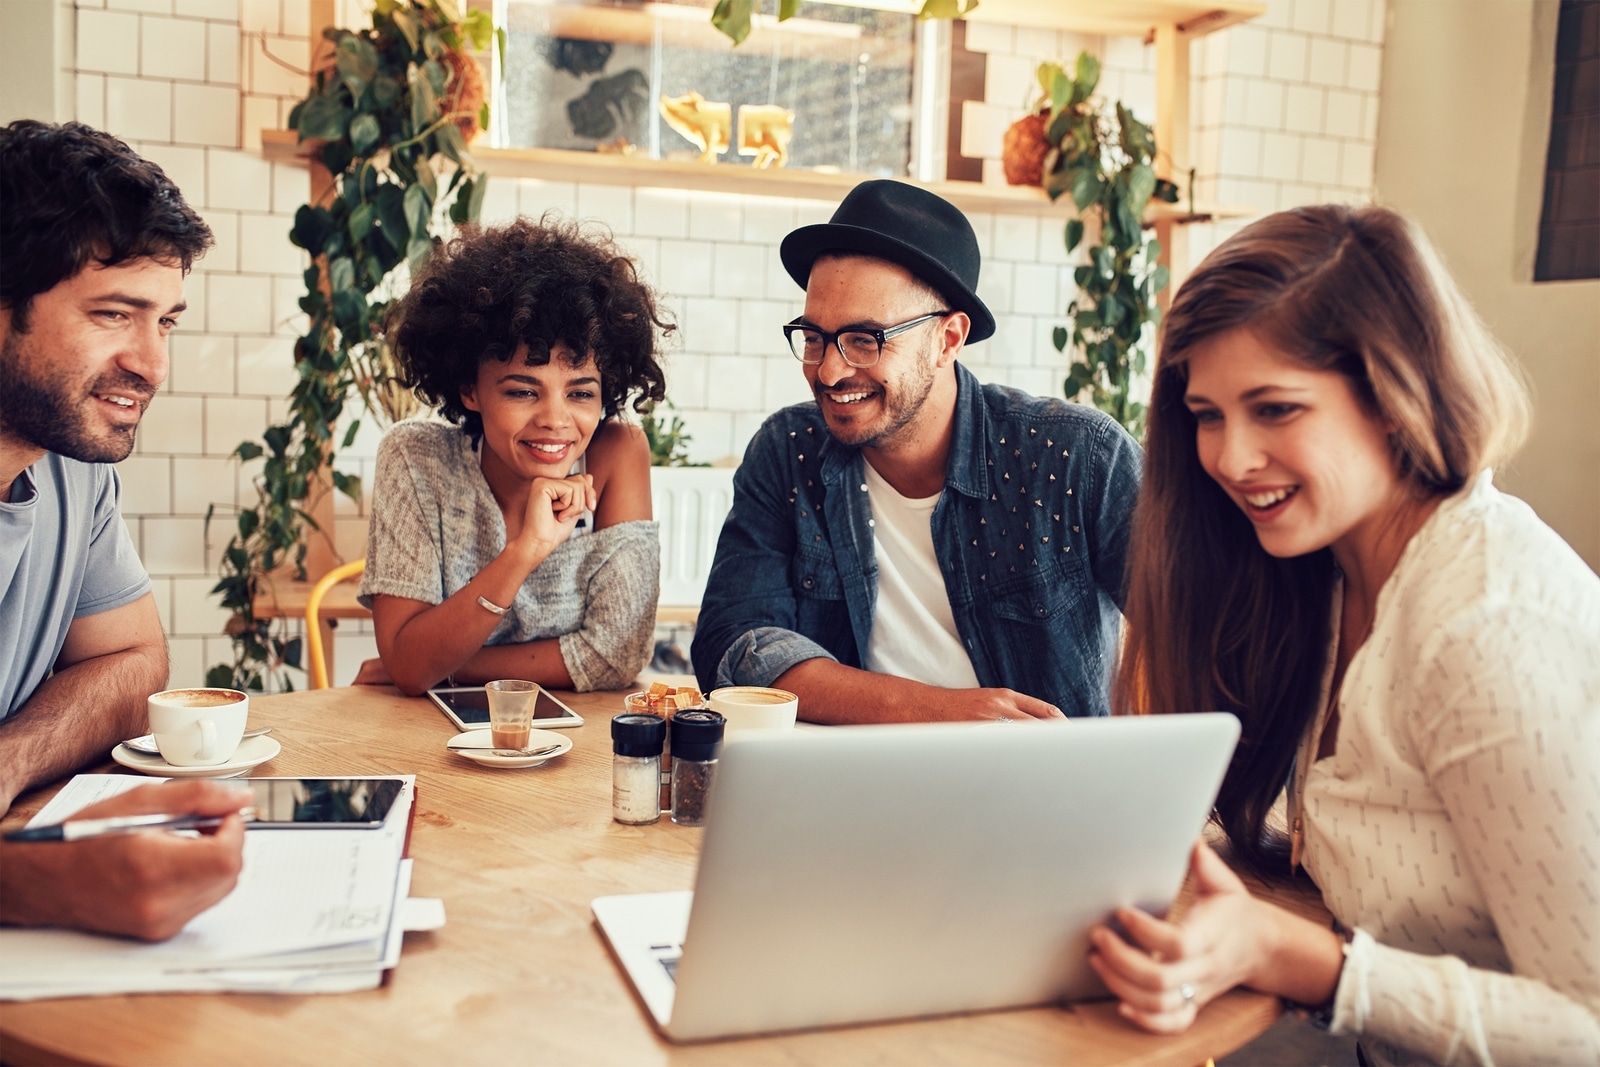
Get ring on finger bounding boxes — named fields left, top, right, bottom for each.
left=1179, top=982, right=1196, bottom=1007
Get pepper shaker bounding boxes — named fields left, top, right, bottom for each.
left=669, top=709, right=725, bottom=826
left=612, top=713, right=667, bottom=825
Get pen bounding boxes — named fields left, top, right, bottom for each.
left=2, top=808, right=258, bottom=843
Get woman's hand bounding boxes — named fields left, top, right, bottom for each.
left=1087, top=840, right=1277, bottom=1033
left=515, top=474, right=597, bottom=555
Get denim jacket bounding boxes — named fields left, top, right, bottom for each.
left=691, top=362, right=1142, bottom=717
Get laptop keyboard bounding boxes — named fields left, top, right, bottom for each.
left=651, top=943, right=682, bottom=983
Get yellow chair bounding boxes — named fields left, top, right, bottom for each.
left=305, top=559, right=366, bottom=689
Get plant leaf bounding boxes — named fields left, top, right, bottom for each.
left=391, top=9, right=418, bottom=53
left=1050, top=69, right=1071, bottom=114
left=235, top=441, right=264, bottom=461
left=349, top=113, right=381, bottom=155
left=463, top=8, right=494, bottom=52
left=1051, top=326, right=1068, bottom=352
left=778, top=0, right=803, bottom=19
left=1127, top=163, right=1156, bottom=212
left=1072, top=52, right=1100, bottom=103
left=410, top=64, right=440, bottom=135
left=711, top=0, right=754, bottom=45
left=341, top=420, right=362, bottom=449
left=1071, top=168, right=1103, bottom=212
left=407, top=235, right=433, bottom=275
left=1036, top=62, right=1062, bottom=97
left=329, top=255, right=356, bottom=294
left=335, top=36, right=378, bottom=101
left=290, top=205, right=334, bottom=251
left=403, top=183, right=432, bottom=237
left=296, top=94, right=351, bottom=142
left=1064, top=218, right=1085, bottom=254
left=348, top=202, right=375, bottom=243
left=466, top=172, right=488, bottom=221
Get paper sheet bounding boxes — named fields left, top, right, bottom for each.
left=0, top=774, right=424, bottom=1000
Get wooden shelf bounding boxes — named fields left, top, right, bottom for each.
left=963, top=0, right=1265, bottom=39
left=260, top=130, right=1250, bottom=222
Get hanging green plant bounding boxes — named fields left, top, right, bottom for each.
left=1030, top=54, right=1179, bottom=440
left=206, top=0, right=501, bottom=691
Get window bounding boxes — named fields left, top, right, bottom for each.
left=1535, top=0, right=1600, bottom=281
left=496, top=0, right=917, bottom=177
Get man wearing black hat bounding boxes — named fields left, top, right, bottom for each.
left=691, top=180, right=1141, bottom=723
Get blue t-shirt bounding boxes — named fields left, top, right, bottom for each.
left=0, top=454, right=151, bottom=719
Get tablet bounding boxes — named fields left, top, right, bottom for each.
left=427, top=685, right=584, bottom=731
left=244, top=777, right=405, bottom=828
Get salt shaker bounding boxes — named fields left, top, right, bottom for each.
left=612, top=713, right=667, bottom=825
left=669, top=709, right=725, bottom=826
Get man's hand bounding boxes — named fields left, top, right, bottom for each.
left=774, top=659, right=1065, bottom=724
left=930, top=687, right=1062, bottom=721
left=0, top=780, right=249, bottom=941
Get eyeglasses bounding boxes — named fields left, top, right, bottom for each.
left=782, top=310, right=952, bottom=368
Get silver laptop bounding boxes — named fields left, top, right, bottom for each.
left=592, top=713, right=1239, bottom=1042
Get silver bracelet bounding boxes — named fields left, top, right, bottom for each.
left=476, top=594, right=509, bottom=616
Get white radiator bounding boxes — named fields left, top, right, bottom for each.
left=650, top=467, right=737, bottom=609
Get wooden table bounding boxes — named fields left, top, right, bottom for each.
left=0, top=687, right=1295, bottom=1066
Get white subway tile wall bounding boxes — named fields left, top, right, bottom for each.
left=60, top=0, right=1384, bottom=687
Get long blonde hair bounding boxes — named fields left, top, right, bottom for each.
left=1118, top=204, right=1530, bottom=875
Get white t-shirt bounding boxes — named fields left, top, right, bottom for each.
left=861, top=461, right=980, bottom=689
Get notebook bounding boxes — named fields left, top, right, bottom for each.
left=592, top=712, right=1240, bottom=1042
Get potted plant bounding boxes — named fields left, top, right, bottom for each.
left=1005, top=54, right=1180, bottom=440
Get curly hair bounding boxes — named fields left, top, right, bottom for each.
left=0, top=120, right=212, bottom=329
left=389, top=215, right=671, bottom=440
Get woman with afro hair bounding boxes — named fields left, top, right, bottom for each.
left=355, top=215, right=671, bottom=694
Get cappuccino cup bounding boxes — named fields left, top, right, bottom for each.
left=708, top=686, right=798, bottom=740
left=147, top=688, right=249, bottom=767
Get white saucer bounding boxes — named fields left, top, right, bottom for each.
left=447, top=730, right=572, bottom=769
left=110, top=735, right=282, bottom=778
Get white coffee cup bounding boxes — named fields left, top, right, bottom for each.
left=147, top=688, right=249, bottom=767
left=708, top=686, right=799, bottom=740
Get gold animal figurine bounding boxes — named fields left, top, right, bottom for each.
left=658, top=91, right=731, bottom=163
left=737, top=104, right=795, bottom=169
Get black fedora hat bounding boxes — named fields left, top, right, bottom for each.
left=780, top=179, right=995, bottom=344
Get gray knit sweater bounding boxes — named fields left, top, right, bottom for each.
left=358, top=419, right=659, bottom=691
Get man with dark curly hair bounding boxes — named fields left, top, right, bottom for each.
left=0, top=120, right=248, bottom=940
left=355, top=216, right=671, bottom=695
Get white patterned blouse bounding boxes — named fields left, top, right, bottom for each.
left=1287, top=471, right=1600, bottom=1065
